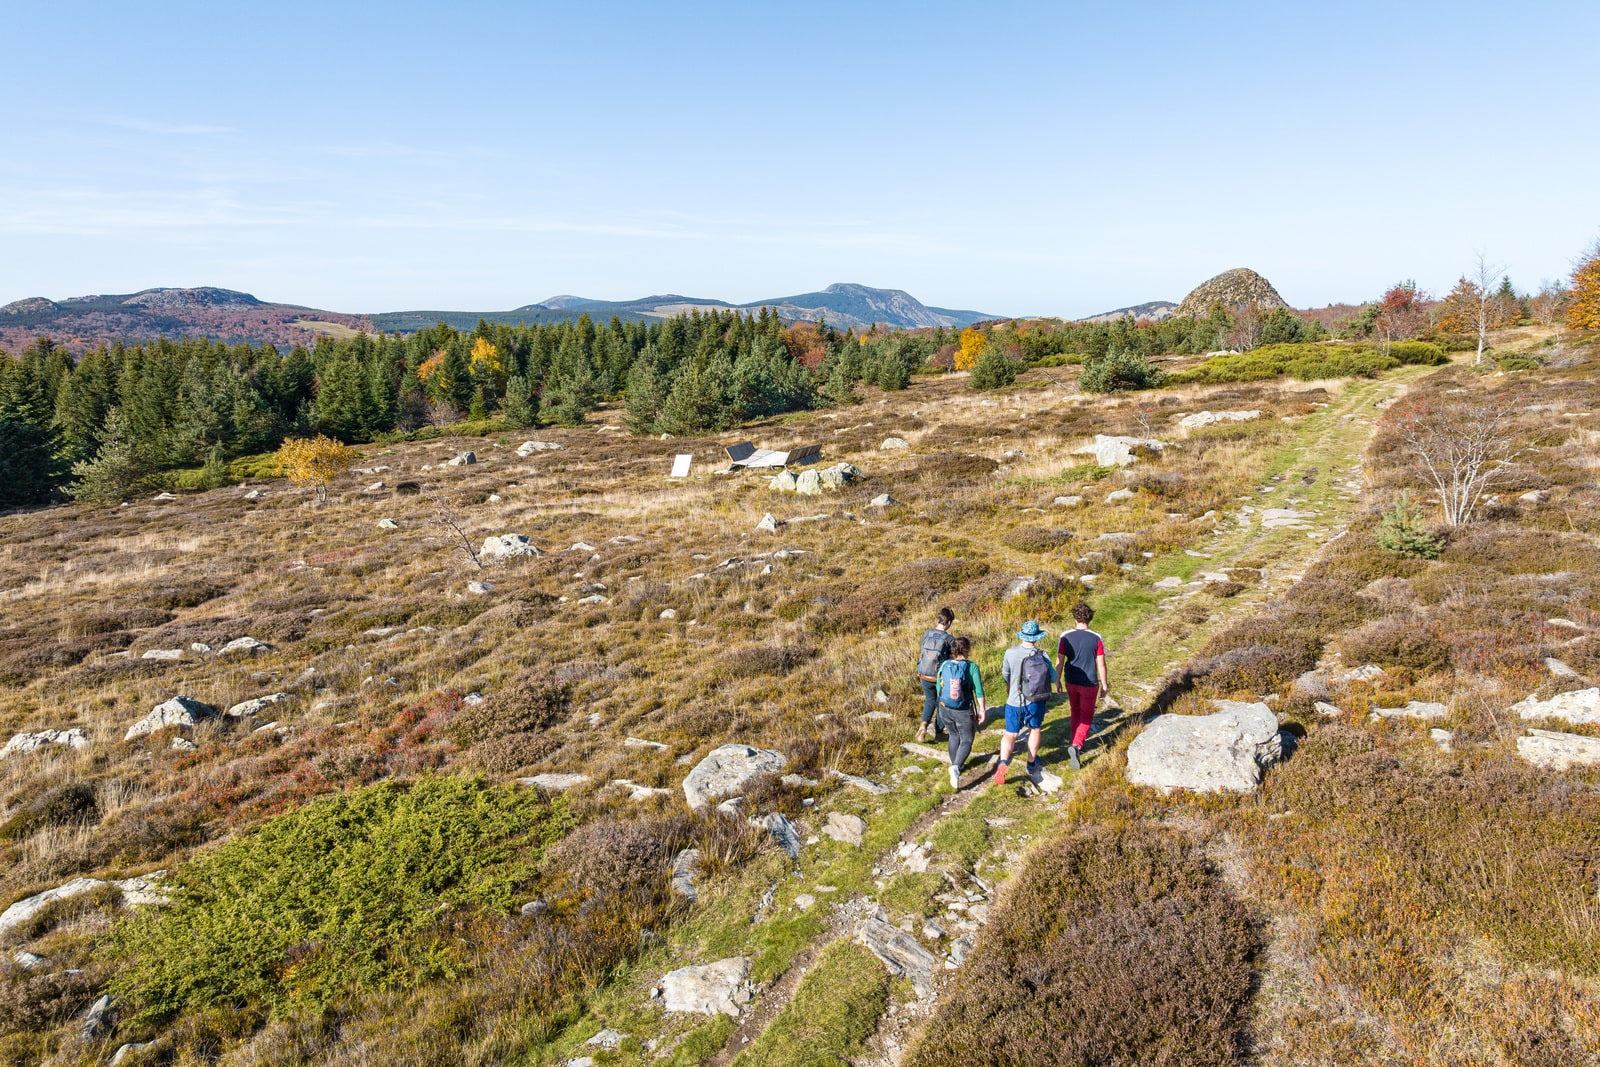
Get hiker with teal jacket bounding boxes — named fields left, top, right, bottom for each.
left=995, top=620, right=1057, bottom=786
left=934, top=636, right=986, bottom=790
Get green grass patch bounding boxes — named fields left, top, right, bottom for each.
left=730, top=941, right=890, bottom=1067
left=108, top=776, right=570, bottom=1024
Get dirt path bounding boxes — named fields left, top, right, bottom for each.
left=701, top=370, right=1430, bottom=1067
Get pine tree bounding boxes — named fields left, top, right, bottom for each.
left=624, top=349, right=669, bottom=433
left=312, top=353, right=372, bottom=443
left=67, top=409, right=150, bottom=504
left=502, top=375, right=537, bottom=428
left=969, top=346, right=1018, bottom=390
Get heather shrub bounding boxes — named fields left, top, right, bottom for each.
left=108, top=777, right=570, bottom=1023
left=0, top=781, right=98, bottom=840
left=1337, top=614, right=1452, bottom=673
left=448, top=677, right=571, bottom=746
left=719, top=643, right=816, bottom=678
left=0, top=966, right=102, bottom=1033
left=1001, top=526, right=1073, bottom=553
left=546, top=815, right=688, bottom=900
left=909, top=825, right=1259, bottom=1067
left=887, top=556, right=990, bottom=601
left=466, top=731, right=561, bottom=774
left=816, top=592, right=904, bottom=634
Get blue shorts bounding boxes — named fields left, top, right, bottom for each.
left=1004, top=702, right=1046, bottom=733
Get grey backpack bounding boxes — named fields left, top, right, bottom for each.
left=1020, top=649, right=1052, bottom=704
left=916, top=629, right=951, bottom=681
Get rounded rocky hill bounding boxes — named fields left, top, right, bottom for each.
left=1175, top=268, right=1288, bottom=318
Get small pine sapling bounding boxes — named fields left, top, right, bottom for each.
left=1376, top=490, right=1442, bottom=559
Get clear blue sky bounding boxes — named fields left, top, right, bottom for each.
left=3, top=1, right=1596, bottom=317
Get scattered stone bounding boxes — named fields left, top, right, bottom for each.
left=1030, top=767, right=1064, bottom=794
left=755, top=513, right=781, bottom=533
left=125, top=696, right=217, bottom=741
left=1, top=728, right=89, bottom=758
left=828, top=769, right=891, bottom=795
left=781, top=774, right=819, bottom=789
left=480, top=534, right=542, bottom=560
left=659, top=608, right=678, bottom=620
left=520, top=899, right=549, bottom=917
left=769, top=470, right=798, bottom=492
left=12, top=951, right=45, bottom=970
left=670, top=848, right=701, bottom=903
left=219, top=636, right=270, bottom=655
left=901, top=741, right=951, bottom=764
left=950, top=934, right=976, bottom=966
left=190, top=642, right=212, bottom=653
left=682, top=744, right=788, bottom=809
left=823, top=812, right=867, bottom=848
left=1547, top=617, right=1584, bottom=630
left=446, top=451, right=477, bottom=466
left=1072, top=434, right=1170, bottom=467
left=625, top=736, right=669, bottom=751
left=516, top=440, right=564, bottom=456
left=612, top=779, right=674, bottom=801
left=1370, top=701, right=1449, bottom=721
left=140, top=648, right=183, bottom=661
left=1153, top=576, right=1184, bottom=589
left=869, top=493, right=898, bottom=508
left=82, top=994, right=117, bottom=1041
left=576, top=594, right=608, bottom=605
left=657, top=957, right=752, bottom=1016
left=376, top=518, right=400, bottom=530
left=364, top=481, right=386, bottom=492
left=466, top=581, right=494, bottom=595
left=153, top=491, right=177, bottom=501
left=1105, top=488, right=1135, bottom=504
left=1517, top=729, right=1600, bottom=771
left=517, top=773, right=591, bottom=791
left=1520, top=489, right=1549, bottom=504
left=1004, top=576, right=1038, bottom=599
left=1177, top=410, right=1262, bottom=430
left=1545, top=658, right=1581, bottom=680
left=243, top=488, right=260, bottom=499
left=1260, top=508, right=1313, bottom=530
left=463, top=692, right=486, bottom=706
left=795, top=893, right=816, bottom=910
left=856, top=912, right=939, bottom=996
left=881, top=437, right=909, bottom=450
left=1430, top=728, right=1454, bottom=751
left=1053, top=495, right=1083, bottom=507
left=586, top=1029, right=627, bottom=1050
left=566, top=1057, right=595, bottom=1067
left=1314, top=701, right=1343, bottom=717
left=1126, top=699, right=1286, bottom=793
left=170, top=737, right=197, bottom=752
left=1336, top=664, right=1386, bottom=683
left=752, top=812, right=803, bottom=859
left=1512, top=688, right=1600, bottom=725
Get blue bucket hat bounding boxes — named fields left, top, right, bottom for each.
left=1016, top=620, right=1046, bottom=642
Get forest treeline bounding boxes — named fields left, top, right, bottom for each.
left=0, top=301, right=1307, bottom=508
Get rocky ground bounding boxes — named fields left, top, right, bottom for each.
left=2, top=328, right=1597, bottom=1066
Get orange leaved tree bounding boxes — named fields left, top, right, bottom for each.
left=1568, top=240, right=1600, bottom=332
left=1437, top=252, right=1514, bottom=365
left=275, top=435, right=354, bottom=503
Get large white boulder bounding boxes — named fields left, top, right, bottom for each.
left=1126, top=700, right=1285, bottom=793
left=1177, top=410, right=1262, bottom=430
left=125, top=696, right=217, bottom=741
left=0, top=873, right=167, bottom=937
left=682, top=744, right=787, bottom=810
left=1, top=728, right=89, bottom=759
left=227, top=693, right=292, bottom=718
left=1072, top=434, right=1170, bottom=468
left=1517, top=729, right=1600, bottom=771
left=480, top=534, right=542, bottom=560
left=657, top=957, right=752, bottom=1016
left=1513, top=688, right=1600, bottom=725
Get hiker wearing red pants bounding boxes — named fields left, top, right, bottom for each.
left=1056, top=602, right=1108, bottom=770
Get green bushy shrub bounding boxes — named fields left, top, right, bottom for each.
left=1029, top=352, right=1089, bottom=367
left=108, top=777, right=571, bottom=1023
left=1387, top=340, right=1447, bottom=365
left=1172, top=342, right=1403, bottom=386
left=1079, top=349, right=1166, bottom=393
left=969, top=347, right=1019, bottom=390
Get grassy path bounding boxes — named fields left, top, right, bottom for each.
left=531, top=367, right=1433, bottom=1067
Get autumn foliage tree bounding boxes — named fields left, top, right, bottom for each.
left=275, top=434, right=353, bottom=503
left=955, top=327, right=987, bottom=371
left=1568, top=239, right=1600, bottom=332
left=1372, top=282, right=1431, bottom=353
left=1437, top=253, right=1518, bottom=365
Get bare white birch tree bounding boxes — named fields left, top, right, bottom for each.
left=1386, top=396, right=1529, bottom=526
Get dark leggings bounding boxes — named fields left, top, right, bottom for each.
left=921, top=680, right=941, bottom=728
left=943, top=708, right=977, bottom=773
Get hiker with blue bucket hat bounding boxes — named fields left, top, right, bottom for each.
left=995, top=620, right=1057, bottom=786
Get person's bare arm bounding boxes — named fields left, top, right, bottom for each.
left=1096, top=652, right=1109, bottom=697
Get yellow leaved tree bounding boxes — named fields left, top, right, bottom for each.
left=469, top=337, right=505, bottom=384
left=1569, top=241, right=1600, bottom=332
left=275, top=435, right=354, bottom=503
left=955, top=328, right=987, bottom=371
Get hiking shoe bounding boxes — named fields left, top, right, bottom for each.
left=1025, top=759, right=1040, bottom=778
left=993, top=762, right=1008, bottom=786
left=948, top=765, right=960, bottom=790
left=1068, top=745, right=1081, bottom=770
left=915, top=723, right=928, bottom=743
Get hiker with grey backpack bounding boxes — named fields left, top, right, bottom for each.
left=913, top=607, right=956, bottom=743
left=994, top=620, right=1057, bottom=786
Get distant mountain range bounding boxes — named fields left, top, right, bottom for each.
left=1077, top=300, right=1179, bottom=324
left=0, top=282, right=995, bottom=352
